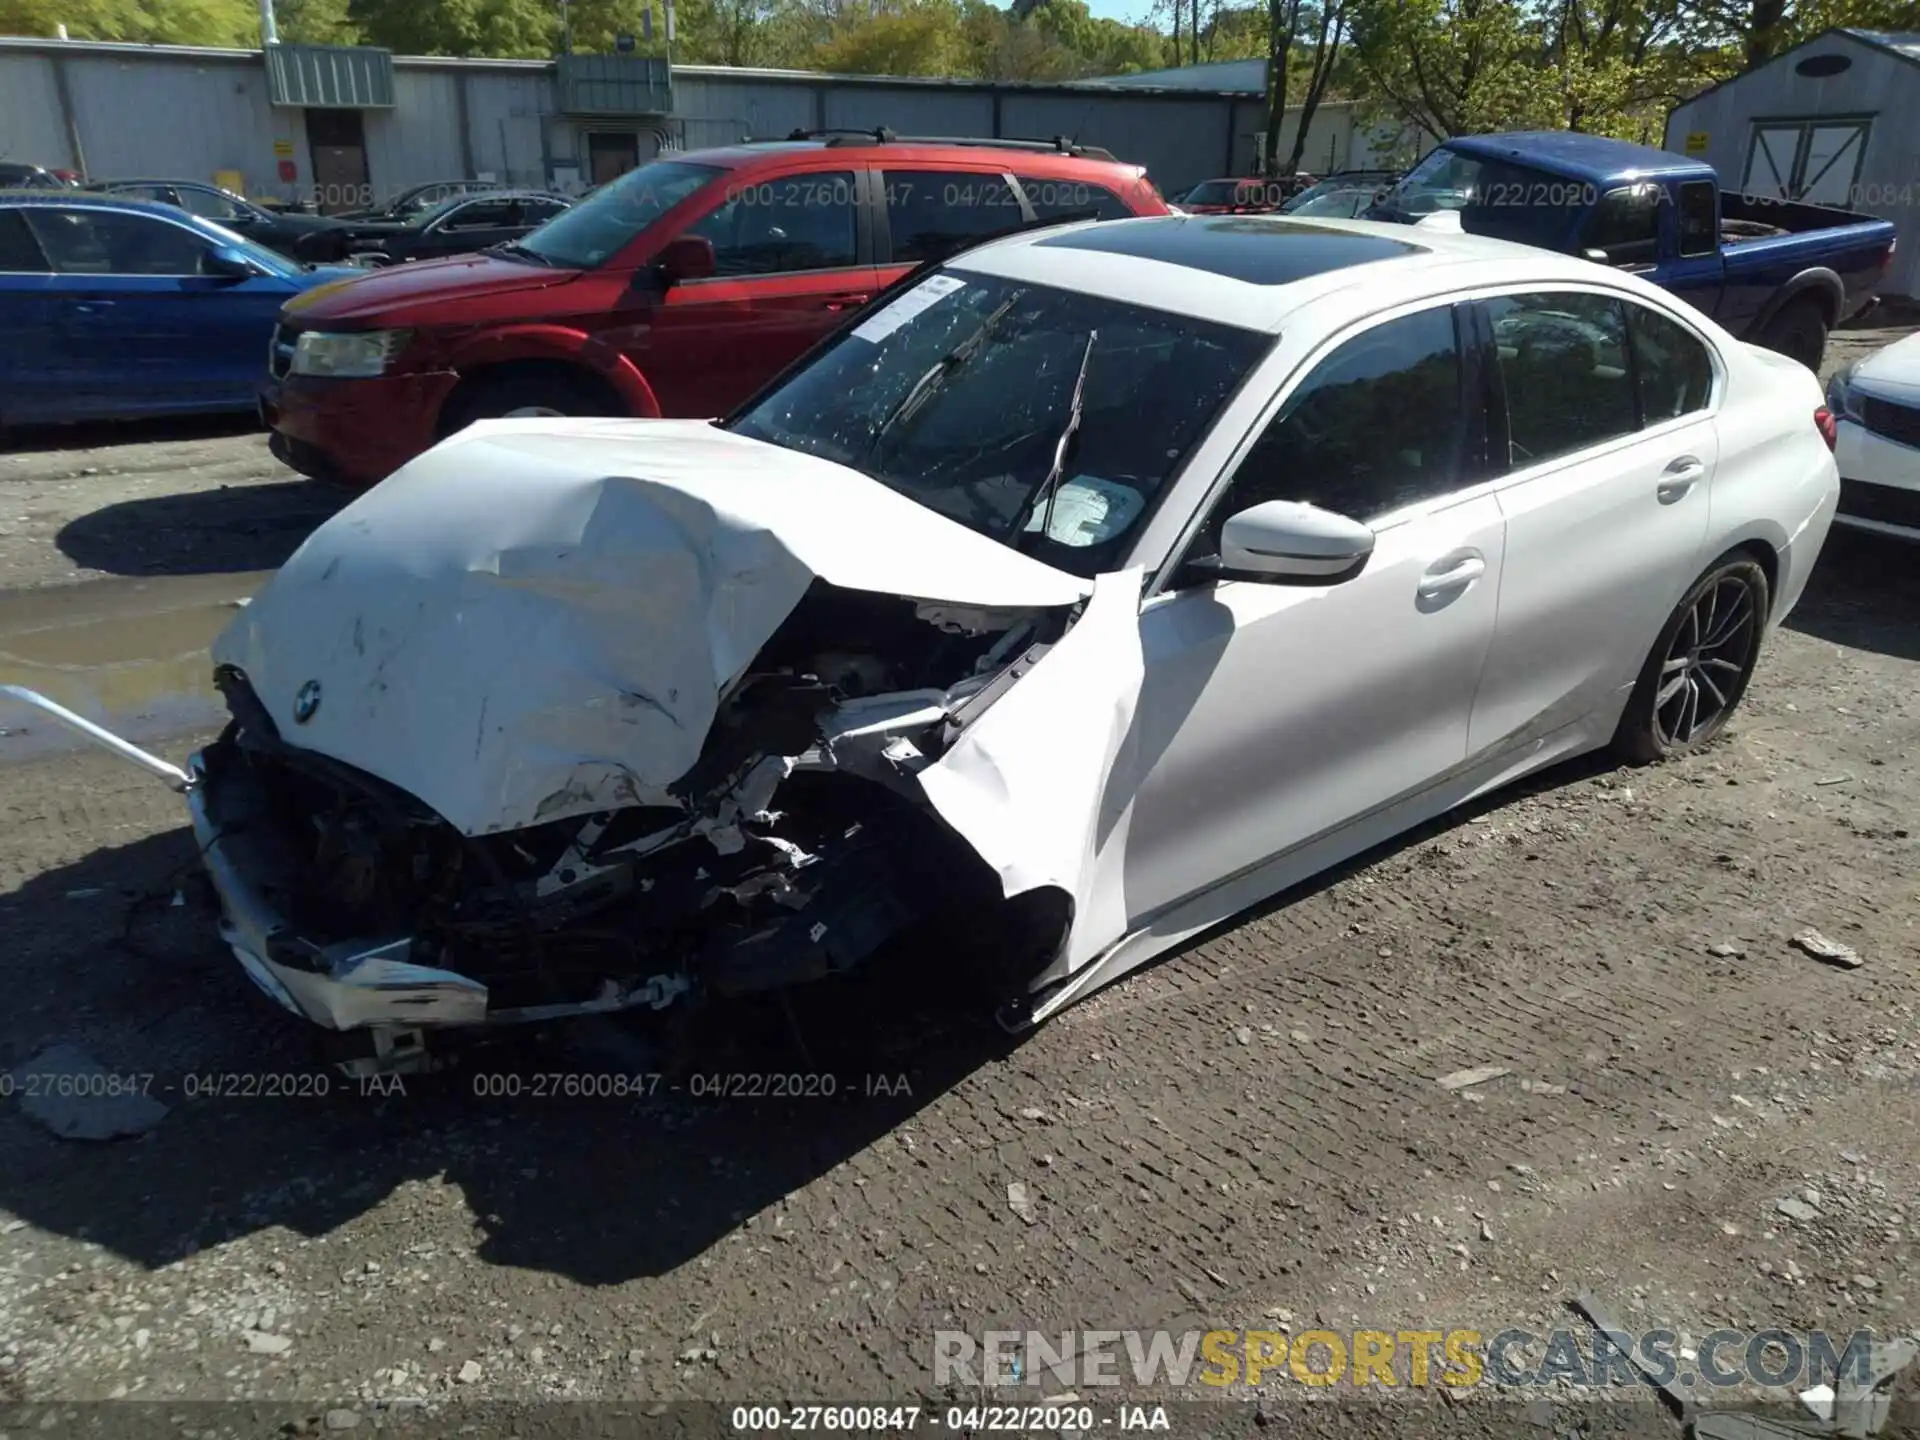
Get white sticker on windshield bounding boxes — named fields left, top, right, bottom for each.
left=1022, top=476, right=1145, bottom=548
left=852, top=273, right=968, bottom=345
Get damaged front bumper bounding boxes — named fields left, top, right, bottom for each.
left=188, top=748, right=488, bottom=1035
left=184, top=735, right=697, bottom=1073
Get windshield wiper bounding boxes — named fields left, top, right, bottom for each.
left=488, top=241, right=554, bottom=265
left=864, top=292, right=1022, bottom=461
left=1007, top=329, right=1098, bottom=545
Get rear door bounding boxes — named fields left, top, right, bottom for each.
left=641, top=166, right=879, bottom=417
left=0, top=208, right=65, bottom=424
left=1465, top=288, right=1716, bottom=755
left=21, top=206, right=290, bottom=418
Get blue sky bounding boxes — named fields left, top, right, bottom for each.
left=1085, top=0, right=1156, bottom=23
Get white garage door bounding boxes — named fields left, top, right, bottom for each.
left=1740, top=118, right=1872, bottom=206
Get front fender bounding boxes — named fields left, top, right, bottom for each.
left=442, top=324, right=661, bottom=416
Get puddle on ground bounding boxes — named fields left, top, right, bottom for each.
left=0, top=571, right=272, bottom=763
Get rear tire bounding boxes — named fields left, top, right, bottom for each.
left=1758, top=297, right=1828, bottom=372
left=440, top=371, right=616, bottom=435
left=1612, top=556, right=1769, bottom=764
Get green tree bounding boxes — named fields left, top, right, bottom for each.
left=273, top=0, right=362, bottom=43
left=345, top=0, right=558, bottom=56
left=814, top=0, right=967, bottom=74
left=1347, top=0, right=1560, bottom=138
left=1029, top=0, right=1162, bottom=71
left=0, top=0, right=257, bottom=44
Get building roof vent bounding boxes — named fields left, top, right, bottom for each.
left=1794, top=52, right=1853, bottom=77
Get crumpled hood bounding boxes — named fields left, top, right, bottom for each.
left=214, top=417, right=1090, bottom=836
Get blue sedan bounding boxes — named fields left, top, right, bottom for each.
left=0, top=193, right=359, bottom=427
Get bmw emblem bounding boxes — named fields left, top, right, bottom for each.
left=293, top=680, right=323, bottom=724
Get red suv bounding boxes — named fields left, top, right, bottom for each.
left=261, top=132, right=1168, bottom=487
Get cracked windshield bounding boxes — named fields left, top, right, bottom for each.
left=728, top=269, right=1270, bottom=576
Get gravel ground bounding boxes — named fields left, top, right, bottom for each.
left=2, top=326, right=1918, bottom=1439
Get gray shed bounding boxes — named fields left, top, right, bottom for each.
left=1663, top=27, right=1920, bottom=297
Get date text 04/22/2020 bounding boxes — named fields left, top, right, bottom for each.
left=466, top=1071, right=915, bottom=1100
left=728, top=1406, right=1173, bottom=1432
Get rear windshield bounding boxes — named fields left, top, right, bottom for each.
left=512, top=159, right=723, bottom=269
left=1380, top=148, right=1589, bottom=249
left=1182, top=181, right=1239, bottom=206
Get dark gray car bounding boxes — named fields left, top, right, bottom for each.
left=291, top=192, right=573, bottom=266
left=91, top=180, right=347, bottom=258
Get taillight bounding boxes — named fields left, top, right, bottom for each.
left=1814, top=406, right=1838, bottom=451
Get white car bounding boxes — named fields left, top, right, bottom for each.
left=1827, top=331, right=1920, bottom=540
left=4, top=214, right=1841, bottom=1074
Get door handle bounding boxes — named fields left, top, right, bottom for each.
left=822, top=293, right=871, bottom=311
left=68, top=300, right=116, bottom=315
left=1416, top=551, right=1486, bottom=598
left=1657, top=455, right=1705, bottom=502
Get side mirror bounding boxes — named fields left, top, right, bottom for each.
left=204, top=245, right=261, bottom=280
left=655, top=234, right=716, bottom=285
left=1218, top=499, right=1375, bottom=581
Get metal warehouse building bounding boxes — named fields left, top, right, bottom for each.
left=0, top=34, right=1387, bottom=212
left=1664, top=27, right=1920, bottom=298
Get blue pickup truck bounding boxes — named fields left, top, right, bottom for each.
left=1367, top=131, right=1898, bottom=371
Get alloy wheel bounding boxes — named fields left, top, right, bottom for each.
left=1653, top=576, right=1756, bottom=748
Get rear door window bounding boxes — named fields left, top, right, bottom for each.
left=1483, top=291, right=1637, bottom=466
left=882, top=170, right=1024, bottom=263
left=1628, top=303, right=1715, bottom=421
left=1016, top=176, right=1132, bottom=222
left=686, top=171, right=859, bottom=276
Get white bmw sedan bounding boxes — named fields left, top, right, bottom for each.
left=4, top=213, right=1842, bottom=1072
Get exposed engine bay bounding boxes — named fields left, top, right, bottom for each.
left=194, top=581, right=1079, bottom=1072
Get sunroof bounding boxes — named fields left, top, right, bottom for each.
left=1034, top=216, right=1425, bottom=286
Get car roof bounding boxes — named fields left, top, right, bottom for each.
left=429, top=190, right=566, bottom=203
left=951, top=213, right=1683, bottom=334
left=0, top=191, right=207, bottom=219
left=1445, top=131, right=1711, bottom=182
left=670, top=137, right=1144, bottom=177
left=100, top=177, right=228, bottom=187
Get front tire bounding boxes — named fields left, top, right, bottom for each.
left=1612, top=556, right=1769, bottom=764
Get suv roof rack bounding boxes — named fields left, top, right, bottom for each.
left=757, top=127, right=1116, bottom=161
